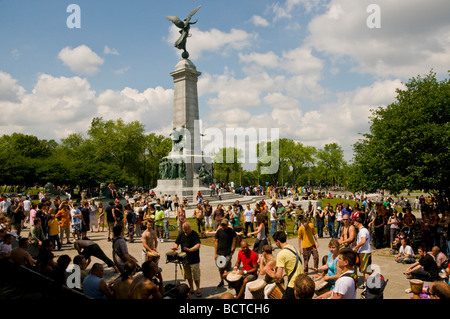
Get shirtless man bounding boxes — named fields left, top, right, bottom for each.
left=129, top=260, right=164, bottom=299
left=108, top=180, right=119, bottom=198
left=193, top=204, right=205, bottom=234
left=142, top=221, right=159, bottom=264
left=338, top=215, right=356, bottom=249
left=10, top=237, right=36, bottom=268
left=112, top=260, right=138, bottom=299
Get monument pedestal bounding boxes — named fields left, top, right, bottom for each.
left=152, top=58, right=213, bottom=199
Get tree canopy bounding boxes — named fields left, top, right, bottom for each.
left=351, top=70, right=450, bottom=195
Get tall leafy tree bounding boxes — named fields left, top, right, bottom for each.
left=352, top=70, right=450, bottom=195
left=213, top=147, right=242, bottom=185
left=316, top=142, right=346, bottom=188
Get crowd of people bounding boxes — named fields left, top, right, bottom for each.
left=1, top=188, right=449, bottom=300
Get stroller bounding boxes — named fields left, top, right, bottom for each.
left=361, top=273, right=389, bottom=299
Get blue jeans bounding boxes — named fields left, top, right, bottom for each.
left=327, top=222, right=336, bottom=238
left=316, top=219, right=324, bottom=238
left=271, top=220, right=277, bottom=237
left=164, top=219, right=170, bottom=239
left=335, top=221, right=342, bottom=237
left=49, top=234, right=62, bottom=251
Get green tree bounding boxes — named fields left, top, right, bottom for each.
left=213, top=147, right=242, bottom=185
left=352, top=70, right=450, bottom=195
left=316, top=143, right=346, bottom=189
left=142, top=133, right=172, bottom=188
left=279, top=139, right=316, bottom=186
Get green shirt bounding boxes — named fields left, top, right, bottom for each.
left=155, top=210, right=164, bottom=227
left=277, top=207, right=287, bottom=220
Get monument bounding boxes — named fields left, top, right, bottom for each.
left=153, top=6, right=213, bottom=198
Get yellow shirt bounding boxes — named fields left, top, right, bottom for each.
left=298, top=223, right=316, bottom=249
left=276, top=244, right=303, bottom=288
left=48, top=218, right=60, bottom=236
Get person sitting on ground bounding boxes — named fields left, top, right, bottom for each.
left=428, top=281, right=450, bottom=299
left=294, top=274, right=315, bottom=299
left=429, top=246, right=449, bottom=271
left=310, top=238, right=342, bottom=297
left=83, top=263, right=114, bottom=299
left=49, top=254, right=72, bottom=286
left=10, top=237, right=36, bottom=268
left=223, top=240, right=258, bottom=299
left=395, top=238, right=415, bottom=264
left=316, top=248, right=358, bottom=299
left=129, top=260, right=164, bottom=299
left=0, top=233, right=18, bottom=260
left=72, top=254, right=89, bottom=288
left=112, top=260, right=138, bottom=299
left=173, top=283, right=191, bottom=300
left=404, top=246, right=440, bottom=282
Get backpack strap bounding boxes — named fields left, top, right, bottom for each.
left=340, top=271, right=358, bottom=289
left=284, top=247, right=302, bottom=284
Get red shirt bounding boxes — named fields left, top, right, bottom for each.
left=237, top=249, right=258, bottom=271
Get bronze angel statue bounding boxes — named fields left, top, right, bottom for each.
left=166, top=5, right=201, bottom=58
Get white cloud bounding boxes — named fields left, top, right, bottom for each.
left=201, top=77, right=405, bottom=161
left=0, top=71, right=25, bottom=103
left=306, top=0, right=450, bottom=77
left=251, top=15, right=270, bottom=27
left=104, top=45, right=119, bottom=55
left=113, top=66, right=130, bottom=75
left=263, top=92, right=301, bottom=109
left=57, top=45, right=104, bottom=75
left=0, top=71, right=173, bottom=141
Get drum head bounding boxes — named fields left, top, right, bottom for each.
left=247, top=279, right=266, bottom=291
left=216, top=255, right=227, bottom=268
left=226, top=272, right=242, bottom=282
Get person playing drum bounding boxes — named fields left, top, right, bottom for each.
left=223, top=240, right=258, bottom=299
left=172, top=222, right=202, bottom=297
left=142, top=221, right=160, bottom=265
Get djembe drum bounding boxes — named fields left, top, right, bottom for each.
left=267, top=282, right=285, bottom=299
left=314, top=277, right=330, bottom=296
left=176, top=252, right=188, bottom=265
left=146, top=251, right=160, bottom=264
left=410, top=279, right=424, bottom=299
left=226, top=272, right=244, bottom=295
left=247, top=279, right=266, bottom=299
left=166, top=250, right=178, bottom=263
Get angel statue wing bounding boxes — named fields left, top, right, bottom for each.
left=185, top=5, right=201, bottom=25
left=166, top=15, right=185, bottom=29
left=166, top=6, right=201, bottom=57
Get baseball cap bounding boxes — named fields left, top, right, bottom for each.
left=220, top=218, right=229, bottom=225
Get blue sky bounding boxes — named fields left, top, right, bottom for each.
left=1, top=0, right=449, bottom=162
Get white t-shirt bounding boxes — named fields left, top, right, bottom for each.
left=357, top=227, right=371, bottom=253
left=332, top=271, right=357, bottom=299
left=164, top=209, right=171, bottom=220
left=244, top=209, right=254, bottom=222
left=23, top=199, right=31, bottom=212
left=399, top=245, right=414, bottom=258
left=71, top=208, right=82, bottom=225
left=270, top=207, right=277, bottom=221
